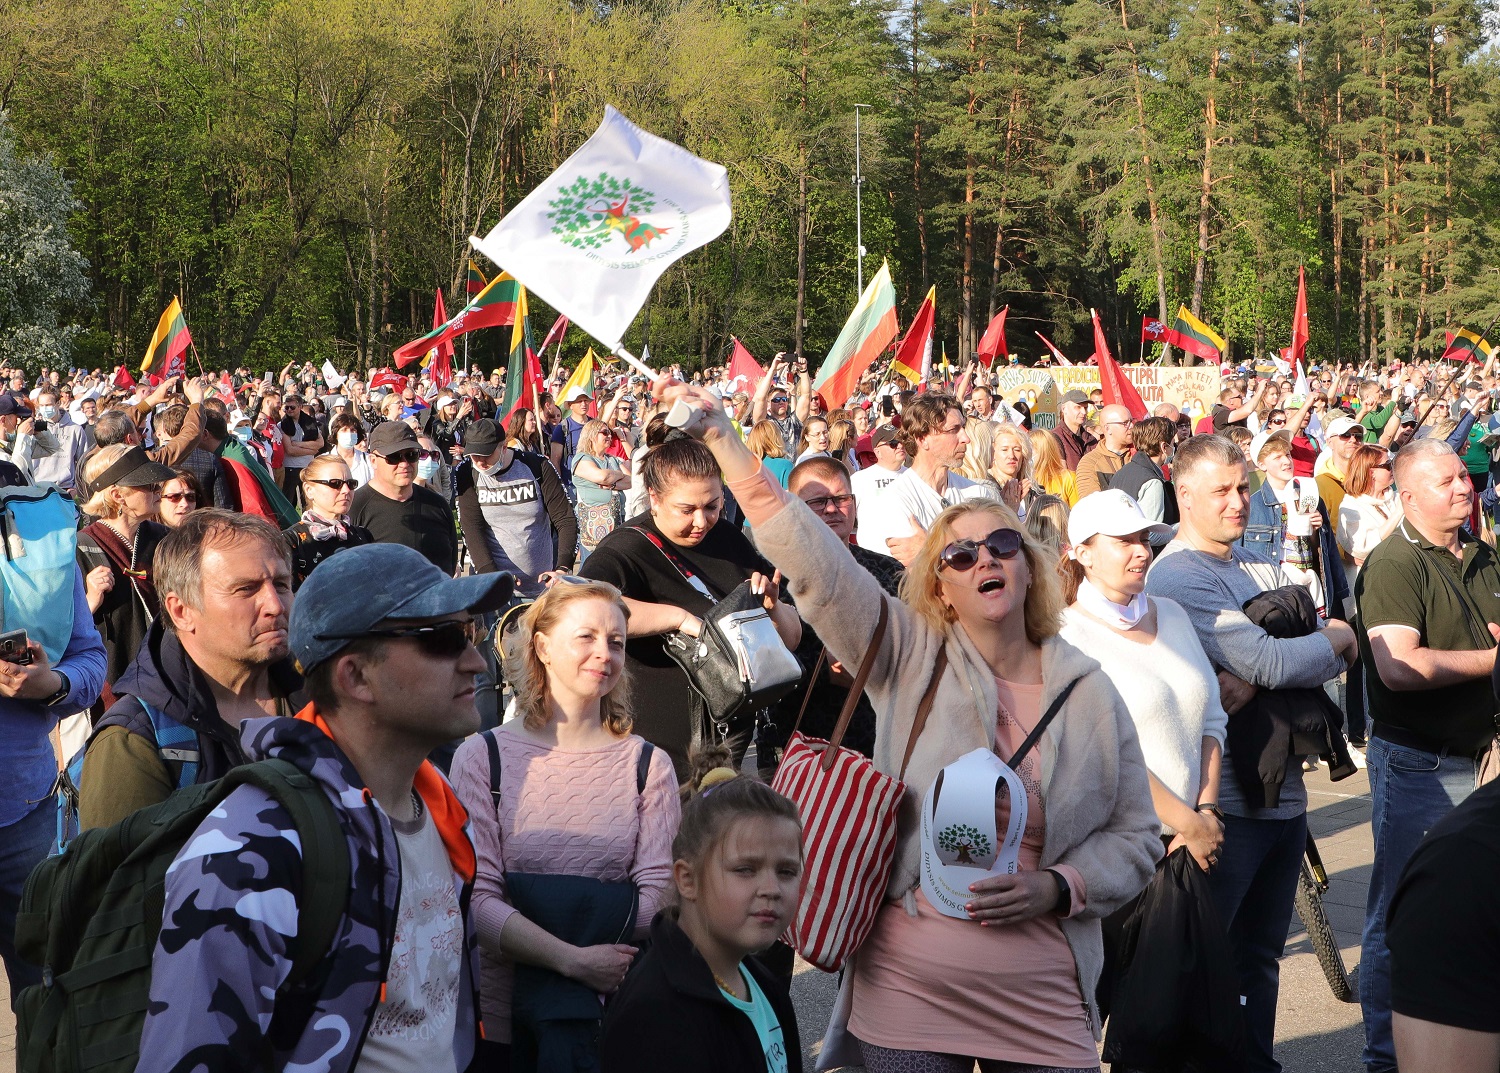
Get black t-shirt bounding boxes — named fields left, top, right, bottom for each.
left=579, top=513, right=777, bottom=777
left=349, top=483, right=457, bottom=576
left=1388, top=776, right=1500, bottom=1032
left=1211, top=405, right=1243, bottom=432
left=283, top=522, right=376, bottom=590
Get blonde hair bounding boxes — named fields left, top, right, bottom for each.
left=503, top=580, right=634, bottom=734
left=80, top=444, right=137, bottom=518
left=746, top=420, right=788, bottom=460
left=959, top=420, right=996, bottom=483
left=578, top=418, right=611, bottom=455
left=301, top=453, right=353, bottom=485
left=991, top=423, right=1032, bottom=480
left=898, top=499, right=1065, bottom=644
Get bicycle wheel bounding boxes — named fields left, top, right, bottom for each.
left=1294, top=860, right=1356, bottom=1002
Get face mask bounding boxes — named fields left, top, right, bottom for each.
left=39, top=407, right=56, bottom=421
left=337, top=430, right=359, bottom=449
left=233, top=426, right=253, bottom=443
left=417, top=458, right=440, bottom=481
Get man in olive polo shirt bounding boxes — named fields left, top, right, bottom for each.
left=1353, top=437, right=1500, bottom=1073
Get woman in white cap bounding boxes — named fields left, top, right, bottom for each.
left=1057, top=490, right=1227, bottom=871
left=650, top=377, right=1159, bottom=1073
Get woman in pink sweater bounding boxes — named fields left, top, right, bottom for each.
left=450, top=580, right=681, bottom=1070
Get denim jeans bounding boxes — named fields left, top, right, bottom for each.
left=0, top=800, right=54, bottom=1002
left=1360, top=736, right=1476, bottom=1073
left=1208, top=811, right=1307, bottom=1073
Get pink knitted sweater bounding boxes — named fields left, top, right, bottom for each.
left=449, top=728, right=681, bottom=1042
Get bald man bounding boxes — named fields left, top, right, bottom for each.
left=1076, top=404, right=1135, bottom=496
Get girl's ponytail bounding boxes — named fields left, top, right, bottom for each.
left=674, top=745, right=801, bottom=868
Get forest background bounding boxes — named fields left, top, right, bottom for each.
left=1, top=0, right=1498, bottom=374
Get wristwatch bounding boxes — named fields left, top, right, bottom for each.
left=42, top=670, right=70, bottom=707
left=1197, top=802, right=1225, bottom=822
left=1047, top=869, right=1072, bottom=917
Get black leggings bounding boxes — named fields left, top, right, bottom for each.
left=859, top=1043, right=1099, bottom=1073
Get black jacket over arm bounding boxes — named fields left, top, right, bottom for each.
left=601, top=913, right=802, bottom=1073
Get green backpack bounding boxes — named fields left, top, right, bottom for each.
left=13, top=758, right=351, bottom=1073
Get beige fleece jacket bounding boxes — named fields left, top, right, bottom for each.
left=735, top=468, right=1162, bottom=1034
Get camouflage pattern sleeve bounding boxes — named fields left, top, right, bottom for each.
left=138, top=786, right=304, bottom=1073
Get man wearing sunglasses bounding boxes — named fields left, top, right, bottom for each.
left=750, top=353, right=811, bottom=450
left=136, top=542, right=512, bottom=1073
left=455, top=418, right=578, bottom=595
left=350, top=422, right=459, bottom=576
left=1315, top=414, right=1367, bottom=522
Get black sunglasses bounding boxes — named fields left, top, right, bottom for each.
left=318, top=618, right=479, bottom=658
left=309, top=478, right=359, bottom=491
left=938, top=527, right=1025, bottom=572
left=381, top=449, right=421, bottom=465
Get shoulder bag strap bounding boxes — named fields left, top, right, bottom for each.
left=483, top=728, right=502, bottom=809
left=898, top=645, right=949, bottom=781
left=1411, top=528, right=1496, bottom=651
left=628, top=526, right=720, bottom=602
left=814, top=599, right=890, bottom=772
left=636, top=741, right=655, bottom=794
left=1005, top=677, right=1081, bottom=770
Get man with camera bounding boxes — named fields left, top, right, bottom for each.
left=751, top=352, right=812, bottom=450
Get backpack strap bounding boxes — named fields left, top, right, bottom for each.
left=142, top=699, right=200, bottom=789
left=484, top=728, right=502, bottom=809
left=227, top=759, right=351, bottom=989
left=636, top=742, right=655, bottom=795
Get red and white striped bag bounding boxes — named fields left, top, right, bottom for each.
left=772, top=601, right=948, bottom=972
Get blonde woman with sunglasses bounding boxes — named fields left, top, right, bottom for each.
left=651, top=377, right=1159, bottom=1073
left=285, top=455, right=374, bottom=590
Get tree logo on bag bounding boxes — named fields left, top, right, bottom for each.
left=936, top=823, right=990, bottom=865
left=546, top=172, right=689, bottom=269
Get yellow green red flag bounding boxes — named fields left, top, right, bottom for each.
left=814, top=261, right=899, bottom=408
left=142, top=297, right=192, bottom=378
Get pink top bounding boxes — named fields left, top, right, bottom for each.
left=847, top=679, right=1097, bottom=1066
left=449, top=728, right=681, bottom=1041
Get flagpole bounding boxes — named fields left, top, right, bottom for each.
left=609, top=344, right=658, bottom=382
left=189, top=340, right=206, bottom=381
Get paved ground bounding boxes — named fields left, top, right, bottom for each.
left=0, top=765, right=1373, bottom=1073
left=788, top=764, right=1374, bottom=1072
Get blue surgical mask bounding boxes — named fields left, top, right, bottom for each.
left=233, top=426, right=253, bottom=443
left=39, top=406, right=57, bottom=421
left=337, top=430, right=359, bottom=449
left=417, top=458, right=440, bottom=481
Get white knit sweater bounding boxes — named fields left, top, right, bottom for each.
left=1059, top=598, right=1228, bottom=823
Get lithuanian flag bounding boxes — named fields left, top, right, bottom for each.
left=1163, top=305, right=1227, bottom=363
left=394, top=272, right=520, bottom=367
left=1441, top=327, right=1496, bottom=363
left=814, top=261, right=899, bottom=408
left=891, top=286, right=935, bottom=386
left=499, top=285, right=544, bottom=425
left=142, top=298, right=192, bottom=378
left=466, top=259, right=488, bottom=295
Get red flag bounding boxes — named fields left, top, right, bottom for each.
left=1289, top=266, right=1309, bottom=368
left=726, top=337, right=766, bottom=393
left=427, top=289, right=455, bottom=389
left=112, top=365, right=137, bottom=390
left=892, top=290, right=936, bottom=385
left=976, top=307, right=1009, bottom=366
left=370, top=369, right=408, bottom=392
left=539, top=315, right=569, bottom=353
left=215, top=371, right=236, bottom=403
left=1092, top=308, right=1149, bottom=420
left=1142, top=316, right=1167, bottom=343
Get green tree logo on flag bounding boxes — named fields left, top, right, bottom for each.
left=546, top=172, right=677, bottom=258
left=936, top=823, right=991, bottom=865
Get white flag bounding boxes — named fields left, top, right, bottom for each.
left=321, top=359, right=346, bottom=390
left=470, top=107, right=732, bottom=352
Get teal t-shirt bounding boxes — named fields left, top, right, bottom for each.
left=571, top=452, right=621, bottom=506
left=719, top=966, right=788, bottom=1073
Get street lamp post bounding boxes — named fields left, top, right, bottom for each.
left=854, top=103, right=869, bottom=296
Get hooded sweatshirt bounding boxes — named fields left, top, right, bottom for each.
left=136, top=710, right=482, bottom=1073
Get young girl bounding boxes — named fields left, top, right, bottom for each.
left=601, top=755, right=805, bottom=1073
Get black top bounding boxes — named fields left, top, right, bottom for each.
left=349, top=483, right=457, bottom=576
left=580, top=514, right=778, bottom=777
left=1388, top=775, right=1500, bottom=1032
left=601, top=912, right=802, bottom=1073
left=1354, top=520, right=1500, bottom=753
left=282, top=521, right=376, bottom=590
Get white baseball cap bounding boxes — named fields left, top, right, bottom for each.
left=1248, top=428, right=1292, bottom=464
left=1067, top=488, right=1173, bottom=547
left=1324, top=414, right=1362, bottom=439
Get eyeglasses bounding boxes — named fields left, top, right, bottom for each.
left=317, top=618, right=479, bottom=658
left=1336, top=431, right=1364, bottom=440
left=419, top=450, right=442, bottom=461
left=1269, top=418, right=1288, bottom=426
left=1105, top=419, right=1135, bottom=429
left=161, top=491, right=198, bottom=504
left=938, top=527, right=1025, bottom=572
left=380, top=449, right=420, bottom=465
left=1373, top=461, right=1393, bottom=470
left=803, top=493, right=856, bottom=513
left=770, top=396, right=789, bottom=404
left=309, top=478, right=359, bottom=491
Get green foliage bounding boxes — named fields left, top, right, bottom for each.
left=4, top=0, right=1500, bottom=373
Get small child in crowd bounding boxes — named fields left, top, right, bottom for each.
left=602, top=750, right=805, bottom=1073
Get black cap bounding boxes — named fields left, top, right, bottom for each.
left=463, top=419, right=502, bottom=457
left=871, top=424, right=901, bottom=447
left=368, top=421, right=419, bottom=457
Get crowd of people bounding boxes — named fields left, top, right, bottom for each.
left=3, top=346, right=1500, bottom=1073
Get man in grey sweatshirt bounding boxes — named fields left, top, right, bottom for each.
left=1146, top=433, right=1358, bottom=1073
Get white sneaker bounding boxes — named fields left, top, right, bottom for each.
left=1347, top=743, right=1368, bottom=769
left=1303, top=757, right=1320, bottom=772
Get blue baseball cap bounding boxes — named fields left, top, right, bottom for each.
left=290, top=544, right=514, bottom=673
